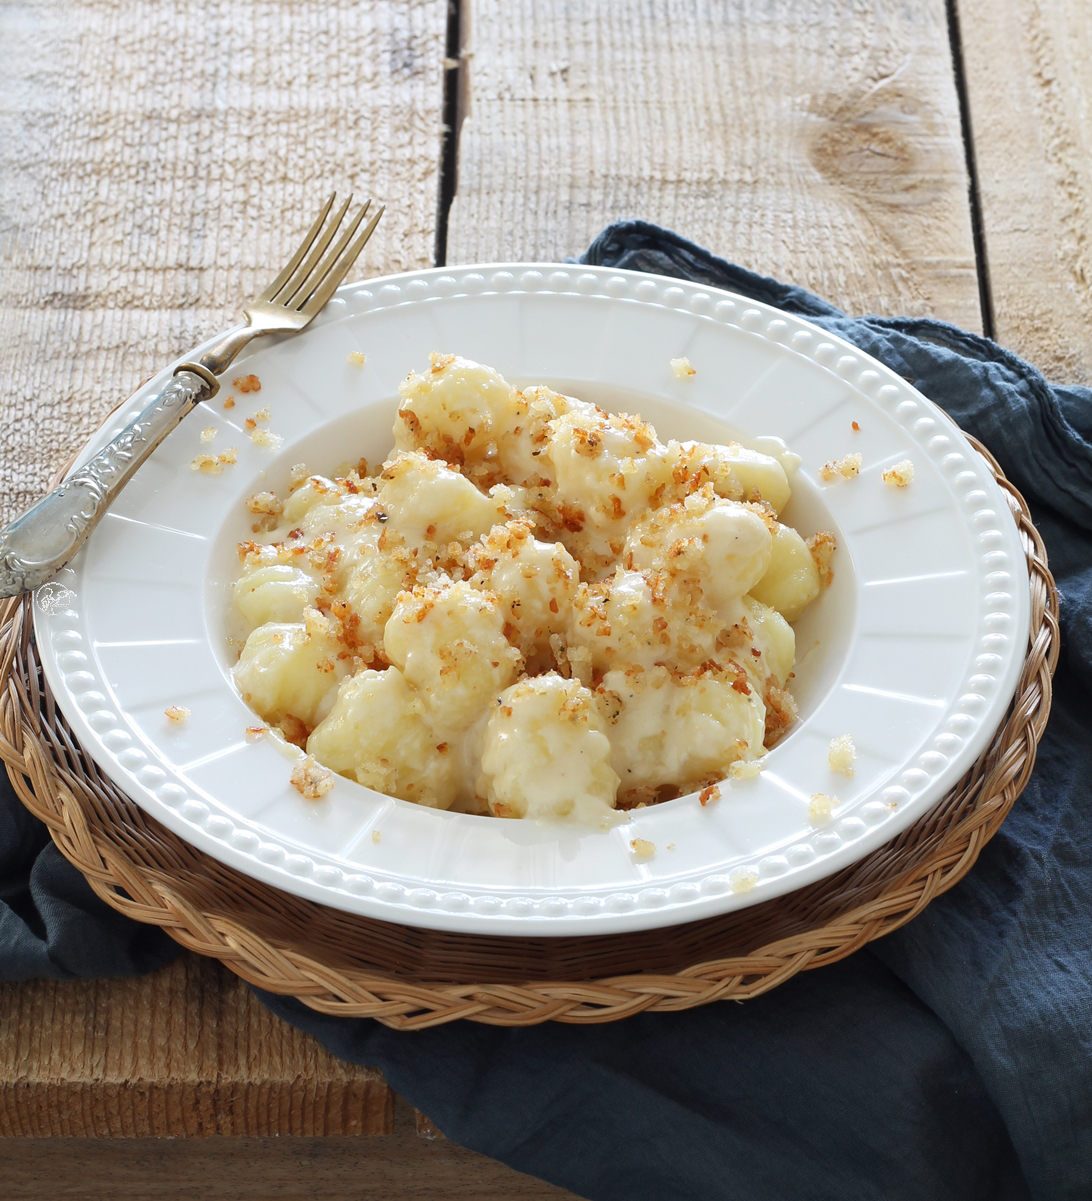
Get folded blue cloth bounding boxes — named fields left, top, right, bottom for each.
left=4, top=221, right=1091, bottom=1200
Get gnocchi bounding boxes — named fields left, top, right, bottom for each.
left=231, top=355, right=835, bottom=823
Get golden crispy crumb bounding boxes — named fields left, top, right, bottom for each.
left=289, top=463, right=309, bottom=488
left=250, top=427, right=283, bottom=450
left=630, top=837, right=656, bottom=860
left=371, top=829, right=382, bottom=843
left=218, top=447, right=238, bottom=466
left=809, top=792, right=837, bottom=824
left=882, top=459, right=914, bottom=488
left=819, top=453, right=862, bottom=482
left=200, top=426, right=216, bottom=443
left=223, top=395, right=235, bottom=409
left=190, top=453, right=223, bottom=475
left=254, top=405, right=271, bottom=422
left=851, top=420, right=860, bottom=432
left=290, top=754, right=334, bottom=799
left=731, top=868, right=758, bottom=893
left=828, top=734, right=856, bottom=776
left=164, top=705, right=190, bottom=722
left=233, top=373, right=261, bottom=393
left=729, top=756, right=767, bottom=780
left=699, top=783, right=721, bottom=806
left=806, top=531, right=837, bottom=588
left=670, top=356, right=696, bottom=378
left=246, top=490, right=284, bottom=516
left=348, top=351, right=367, bottom=366
left=245, top=725, right=266, bottom=741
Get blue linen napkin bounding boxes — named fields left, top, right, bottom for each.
left=4, top=221, right=1091, bottom=1200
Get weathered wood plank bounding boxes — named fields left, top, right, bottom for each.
left=448, top=0, right=981, bottom=328
left=958, top=0, right=1092, bottom=384
left=0, top=955, right=393, bottom=1137
left=1, top=1099, right=584, bottom=1200
left=0, top=956, right=584, bottom=1195
left=0, top=0, right=448, bottom=525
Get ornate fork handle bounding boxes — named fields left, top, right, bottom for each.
left=0, top=368, right=215, bottom=598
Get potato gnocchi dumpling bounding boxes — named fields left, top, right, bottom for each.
left=231, top=354, right=835, bottom=823
left=749, top=524, right=821, bottom=623
left=479, top=675, right=619, bottom=821
left=307, top=668, right=459, bottom=808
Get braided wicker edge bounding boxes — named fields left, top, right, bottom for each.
left=0, top=436, right=1058, bottom=1028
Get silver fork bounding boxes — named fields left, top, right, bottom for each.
left=0, top=194, right=384, bottom=598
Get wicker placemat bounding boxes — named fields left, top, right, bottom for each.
left=0, top=437, right=1057, bottom=1029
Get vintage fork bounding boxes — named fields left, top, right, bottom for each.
left=0, top=194, right=383, bottom=598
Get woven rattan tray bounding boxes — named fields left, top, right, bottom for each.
left=0, top=437, right=1057, bottom=1028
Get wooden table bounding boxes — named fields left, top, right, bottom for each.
left=1, top=0, right=1088, bottom=1195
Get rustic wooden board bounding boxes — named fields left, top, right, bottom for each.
left=957, top=0, right=1092, bottom=384
left=0, top=0, right=448, bottom=526
left=1, top=1099, right=583, bottom=1200
left=0, top=955, right=392, bottom=1137
left=0, top=959, right=584, bottom=1195
left=447, top=0, right=982, bottom=328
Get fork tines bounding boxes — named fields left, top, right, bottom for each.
left=262, top=194, right=384, bottom=314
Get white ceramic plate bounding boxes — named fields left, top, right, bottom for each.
left=33, top=265, right=1030, bottom=935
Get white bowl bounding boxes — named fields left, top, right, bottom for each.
left=34, top=265, right=1030, bottom=935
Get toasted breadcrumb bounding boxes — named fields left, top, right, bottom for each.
left=200, top=426, right=216, bottom=443
left=290, top=754, right=335, bottom=799
left=806, top=531, right=837, bottom=588
left=819, top=453, right=862, bottom=482
left=233, top=374, right=261, bottom=393
left=254, top=405, right=271, bottom=422
left=670, top=356, right=696, bottom=378
left=289, top=463, right=310, bottom=489
left=882, top=459, right=914, bottom=488
left=729, top=755, right=768, bottom=780
left=218, top=447, right=238, bottom=466
left=630, top=837, right=656, bottom=860
left=348, top=351, right=367, bottom=366
left=164, top=705, right=190, bottom=722
left=809, top=792, right=837, bottom=824
left=246, top=490, right=284, bottom=516
left=829, top=734, right=856, bottom=776
left=223, top=395, right=235, bottom=409
left=190, top=453, right=223, bottom=475
left=250, top=427, right=283, bottom=450
left=851, top=420, right=860, bottom=432
left=371, top=829, right=382, bottom=843
left=245, top=725, right=267, bottom=741
left=731, top=868, right=758, bottom=893
left=699, top=783, right=721, bottom=806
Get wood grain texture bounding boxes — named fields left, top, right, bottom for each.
left=958, top=0, right=1092, bottom=384
left=0, top=1100, right=584, bottom=1200
left=447, top=0, right=981, bottom=327
left=0, top=955, right=392, bottom=1137
left=0, top=0, right=448, bottom=525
